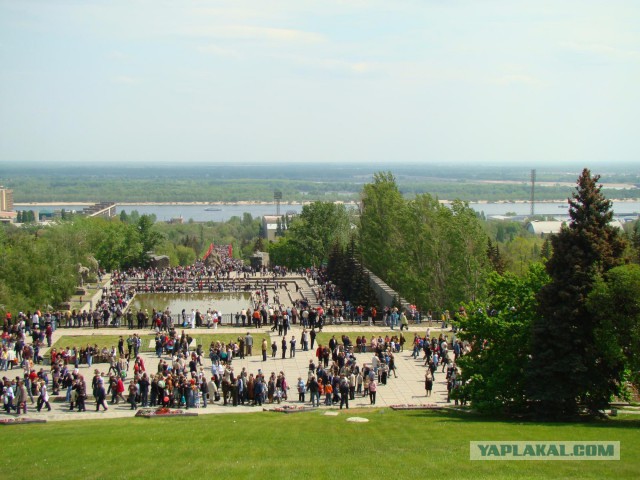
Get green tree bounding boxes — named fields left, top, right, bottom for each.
left=175, top=245, right=197, bottom=266
left=128, top=210, right=141, bottom=224
left=447, top=200, right=490, bottom=302
left=630, top=220, right=640, bottom=264
left=527, top=168, right=627, bottom=418
left=137, top=215, right=162, bottom=265
left=88, top=218, right=142, bottom=270
left=286, top=201, right=351, bottom=267
left=359, top=172, right=406, bottom=282
left=588, top=264, right=640, bottom=390
left=502, top=236, right=542, bottom=276
left=540, top=237, right=552, bottom=261
left=458, top=263, right=549, bottom=413
left=359, top=173, right=490, bottom=311
left=487, top=239, right=506, bottom=274
left=253, top=236, right=265, bottom=253
left=268, top=237, right=310, bottom=269
left=0, top=224, right=78, bottom=312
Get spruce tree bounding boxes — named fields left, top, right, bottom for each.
left=540, top=237, right=552, bottom=261
left=487, top=239, right=506, bottom=274
left=326, top=242, right=345, bottom=288
left=527, top=168, right=626, bottom=418
left=631, top=221, right=640, bottom=264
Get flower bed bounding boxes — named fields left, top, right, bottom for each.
left=0, top=417, right=47, bottom=425
left=389, top=404, right=443, bottom=411
left=135, top=407, right=198, bottom=418
left=265, top=405, right=316, bottom=414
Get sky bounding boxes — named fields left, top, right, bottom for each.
left=0, top=0, right=639, bottom=166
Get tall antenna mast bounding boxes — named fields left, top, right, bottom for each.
left=274, top=190, right=282, bottom=216
left=530, top=169, right=536, bottom=216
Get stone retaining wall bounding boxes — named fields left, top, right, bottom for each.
left=363, top=267, right=410, bottom=310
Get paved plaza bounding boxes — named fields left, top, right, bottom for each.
left=7, top=322, right=455, bottom=422
left=5, top=273, right=458, bottom=422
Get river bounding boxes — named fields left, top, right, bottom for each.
left=15, top=201, right=640, bottom=222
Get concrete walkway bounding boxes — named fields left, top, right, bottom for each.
left=5, top=323, right=455, bottom=422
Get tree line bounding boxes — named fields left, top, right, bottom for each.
left=3, top=167, right=640, bottom=418
left=0, top=212, right=262, bottom=315
left=456, top=170, right=639, bottom=418
left=6, top=172, right=638, bottom=204
left=266, top=169, right=640, bottom=418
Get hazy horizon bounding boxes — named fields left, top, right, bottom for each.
left=1, top=159, right=638, bottom=171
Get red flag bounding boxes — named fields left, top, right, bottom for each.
left=203, top=243, right=214, bottom=261
left=228, top=244, right=233, bottom=258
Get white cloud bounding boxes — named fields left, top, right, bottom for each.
left=272, top=53, right=381, bottom=75
left=196, top=44, right=240, bottom=58
left=493, top=74, right=543, bottom=87
left=560, top=41, right=640, bottom=62
left=183, top=25, right=325, bottom=44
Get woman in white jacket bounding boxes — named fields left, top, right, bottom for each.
left=37, top=380, right=52, bottom=412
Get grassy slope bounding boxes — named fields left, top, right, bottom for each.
left=3, top=410, right=638, bottom=479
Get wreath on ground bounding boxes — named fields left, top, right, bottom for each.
left=389, top=404, right=443, bottom=410
left=265, top=405, right=316, bottom=414
left=0, top=417, right=47, bottom=425
left=135, top=407, right=198, bottom=418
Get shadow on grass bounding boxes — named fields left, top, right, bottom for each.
left=400, top=409, right=640, bottom=429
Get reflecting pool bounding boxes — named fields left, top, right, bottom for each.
left=130, top=292, right=253, bottom=316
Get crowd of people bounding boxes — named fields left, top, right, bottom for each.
left=1, top=252, right=465, bottom=417
left=1, top=319, right=437, bottom=415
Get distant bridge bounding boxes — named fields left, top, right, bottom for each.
left=83, top=202, right=116, bottom=218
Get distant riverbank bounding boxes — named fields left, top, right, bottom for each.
left=14, top=200, right=359, bottom=207
left=14, top=198, right=639, bottom=207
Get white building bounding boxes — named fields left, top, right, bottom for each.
left=527, top=219, right=624, bottom=236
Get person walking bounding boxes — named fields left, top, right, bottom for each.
left=3, top=381, right=15, bottom=413
left=15, top=380, right=28, bottom=415
left=400, top=312, right=409, bottom=331
left=261, top=338, right=268, bottom=362
left=128, top=380, right=138, bottom=410
left=36, top=380, right=52, bottom=412
left=245, top=333, right=253, bottom=356
left=369, top=378, right=377, bottom=405
left=310, top=329, right=316, bottom=349
left=307, top=375, right=320, bottom=407
left=95, top=379, right=109, bottom=411
left=339, top=375, right=349, bottom=410
left=297, top=377, right=306, bottom=402
left=289, top=336, right=296, bottom=358
left=425, top=371, right=433, bottom=397
left=75, top=376, right=87, bottom=412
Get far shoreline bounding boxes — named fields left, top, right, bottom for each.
left=13, top=198, right=640, bottom=207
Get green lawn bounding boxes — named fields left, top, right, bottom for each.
left=49, top=333, right=252, bottom=356
left=314, top=331, right=409, bottom=348
left=2, top=410, right=638, bottom=479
